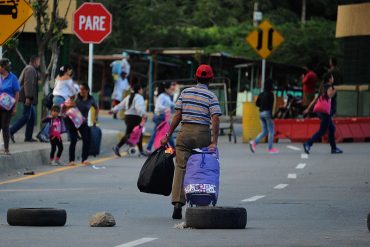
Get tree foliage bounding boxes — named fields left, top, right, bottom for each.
left=74, top=0, right=341, bottom=67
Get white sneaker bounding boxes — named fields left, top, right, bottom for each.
left=54, top=160, right=64, bottom=166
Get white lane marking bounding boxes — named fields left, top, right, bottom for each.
left=0, top=188, right=95, bottom=192
left=287, top=145, right=301, bottom=151
left=115, top=238, right=158, bottom=247
left=301, top=153, right=308, bottom=159
left=274, top=184, right=288, bottom=189
left=242, top=195, right=266, bottom=202
left=296, top=163, right=306, bottom=169
left=287, top=173, right=297, bottom=179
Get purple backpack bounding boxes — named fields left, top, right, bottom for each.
left=184, top=147, right=220, bottom=206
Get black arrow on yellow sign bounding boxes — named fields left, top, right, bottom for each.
left=246, top=20, right=284, bottom=59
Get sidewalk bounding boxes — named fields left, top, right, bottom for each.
left=0, top=118, right=121, bottom=177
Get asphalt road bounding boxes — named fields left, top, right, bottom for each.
left=0, top=138, right=369, bottom=247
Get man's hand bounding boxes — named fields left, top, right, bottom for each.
left=25, top=98, right=31, bottom=106
left=160, top=135, right=169, bottom=146
left=207, top=142, right=217, bottom=151
left=12, top=108, right=17, bottom=116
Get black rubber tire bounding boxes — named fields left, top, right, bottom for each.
left=367, top=213, right=370, bottom=232
left=185, top=206, right=247, bottom=229
left=7, top=208, right=67, bottom=226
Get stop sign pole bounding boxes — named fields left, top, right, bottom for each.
left=73, top=3, right=112, bottom=92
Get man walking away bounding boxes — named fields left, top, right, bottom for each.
left=161, top=64, right=222, bottom=220
left=10, top=55, right=40, bottom=143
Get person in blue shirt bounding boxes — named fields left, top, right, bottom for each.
left=0, top=58, right=20, bottom=155
left=146, top=81, right=175, bottom=154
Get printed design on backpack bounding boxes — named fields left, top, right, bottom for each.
left=184, top=183, right=217, bottom=194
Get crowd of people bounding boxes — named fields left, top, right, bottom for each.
left=1, top=54, right=344, bottom=163
left=0, top=55, right=99, bottom=166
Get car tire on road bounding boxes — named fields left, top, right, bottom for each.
left=367, top=213, right=370, bottom=232
left=185, top=206, right=247, bottom=229
left=7, top=208, right=67, bottom=226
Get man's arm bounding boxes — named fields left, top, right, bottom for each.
left=160, top=109, right=182, bottom=146
left=23, top=67, right=33, bottom=105
left=209, top=114, right=220, bottom=149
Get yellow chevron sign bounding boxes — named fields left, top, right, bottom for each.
left=246, top=20, right=284, bottom=59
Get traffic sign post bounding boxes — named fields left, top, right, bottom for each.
left=73, top=2, right=112, bottom=92
left=0, top=0, right=33, bottom=57
left=245, top=20, right=284, bottom=91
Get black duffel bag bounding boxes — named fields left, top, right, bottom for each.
left=137, top=146, right=175, bottom=196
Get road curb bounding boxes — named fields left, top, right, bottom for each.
left=0, top=129, right=120, bottom=176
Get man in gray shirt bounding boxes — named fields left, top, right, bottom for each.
left=10, top=55, right=40, bottom=142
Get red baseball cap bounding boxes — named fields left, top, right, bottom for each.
left=195, top=64, right=214, bottom=79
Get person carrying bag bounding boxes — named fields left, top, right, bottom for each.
left=303, top=73, right=343, bottom=154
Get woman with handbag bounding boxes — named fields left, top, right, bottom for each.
left=303, top=73, right=343, bottom=154
left=0, top=58, right=20, bottom=155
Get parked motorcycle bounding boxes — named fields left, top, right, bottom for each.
left=274, top=94, right=305, bottom=119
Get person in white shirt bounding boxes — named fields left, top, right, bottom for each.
left=111, top=83, right=147, bottom=157
left=146, top=81, right=175, bottom=153
left=111, top=69, right=130, bottom=119
left=52, top=64, right=78, bottom=106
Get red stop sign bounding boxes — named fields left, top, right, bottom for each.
left=73, top=3, right=112, bottom=44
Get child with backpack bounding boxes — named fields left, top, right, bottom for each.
left=42, top=105, right=67, bottom=165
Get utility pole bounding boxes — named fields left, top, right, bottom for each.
left=301, top=0, right=306, bottom=25
left=253, top=2, right=259, bottom=27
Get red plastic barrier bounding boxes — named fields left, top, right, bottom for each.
left=274, top=117, right=370, bottom=143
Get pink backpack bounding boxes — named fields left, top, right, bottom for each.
left=153, top=112, right=170, bottom=149
left=127, top=118, right=146, bottom=146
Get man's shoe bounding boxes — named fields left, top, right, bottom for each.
left=172, top=207, right=182, bottom=220
left=112, top=146, right=121, bottom=157
left=10, top=134, right=15, bottom=143
left=331, top=148, right=343, bottom=154
left=25, top=138, right=38, bottom=142
left=303, top=143, right=310, bottom=154
left=172, top=203, right=182, bottom=220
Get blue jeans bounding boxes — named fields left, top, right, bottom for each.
left=146, top=112, right=174, bottom=151
left=254, top=111, right=274, bottom=150
left=53, top=95, right=65, bottom=106
left=10, top=104, right=36, bottom=141
left=306, top=113, right=336, bottom=150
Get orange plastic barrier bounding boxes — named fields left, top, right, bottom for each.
left=274, top=117, right=370, bottom=143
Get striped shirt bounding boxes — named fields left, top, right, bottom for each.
left=175, top=84, right=222, bottom=125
